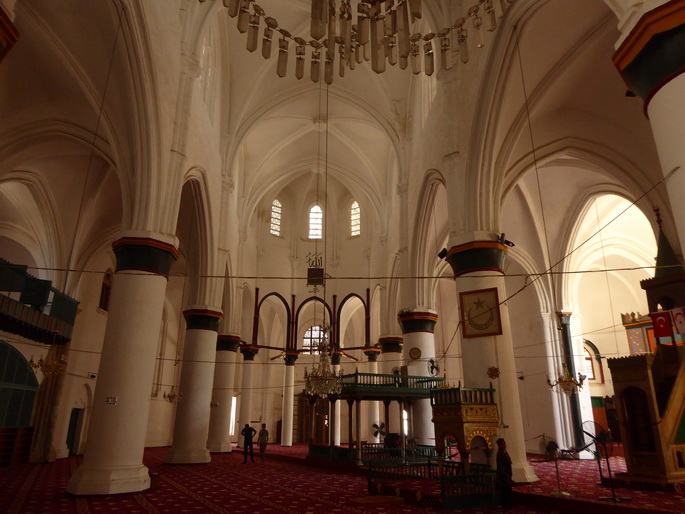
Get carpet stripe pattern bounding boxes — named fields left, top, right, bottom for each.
left=1, top=444, right=685, bottom=513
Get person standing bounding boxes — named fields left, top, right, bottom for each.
left=496, top=438, right=513, bottom=510
left=241, top=423, right=257, bottom=464
left=258, top=423, right=269, bottom=462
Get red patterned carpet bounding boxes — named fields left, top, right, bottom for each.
left=1, top=444, right=684, bottom=513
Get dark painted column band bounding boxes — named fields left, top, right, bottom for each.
left=614, top=0, right=685, bottom=103
left=378, top=336, right=403, bottom=353
left=398, top=311, right=438, bottom=334
left=112, top=237, right=180, bottom=275
left=240, top=345, right=259, bottom=361
left=556, top=312, right=585, bottom=450
left=217, top=334, right=241, bottom=352
left=183, top=309, right=223, bottom=331
left=331, top=351, right=343, bottom=366
left=284, top=351, right=299, bottom=366
left=445, top=241, right=508, bottom=277
left=364, top=347, right=381, bottom=361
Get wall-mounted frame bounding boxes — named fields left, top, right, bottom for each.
left=459, top=287, right=503, bottom=338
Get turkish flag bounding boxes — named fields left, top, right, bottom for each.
left=669, top=307, right=685, bottom=335
left=651, top=312, right=673, bottom=338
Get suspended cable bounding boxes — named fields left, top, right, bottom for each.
left=63, top=1, right=125, bottom=290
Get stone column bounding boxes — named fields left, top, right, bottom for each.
left=557, top=313, right=585, bottom=450
left=67, top=235, right=178, bottom=495
left=331, top=350, right=342, bottom=446
left=281, top=351, right=298, bottom=446
left=237, top=344, right=259, bottom=446
left=445, top=239, right=538, bottom=483
left=377, top=335, right=403, bottom=436
left=347, top=399, right=354, bottom=448
left=614, top=1, right=685, bottom=253
left=355, top=399, right=363, bottom=465
left=165, top=309, right=222, bottom=464
left=398, top=310, right=438, bottom=446
left=364, top=347, right=381, bottom=443
left=207, top=334, right=240, bottom=453
left=29, top=343, right=66, bottom=463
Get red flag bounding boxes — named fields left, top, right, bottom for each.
left=651, top=312, right=673, bottom=338
left=669, top=307, right=685, bottom=335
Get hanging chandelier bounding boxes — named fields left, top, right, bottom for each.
left=29, top=331, right=67, bottom=376
left=213, top=0, right=516, bottom=83
left=547, top=363, right=586, bottom=396
left=29, top=355, right=67, bottom=376
left=303, top=325, right=343, bottom=397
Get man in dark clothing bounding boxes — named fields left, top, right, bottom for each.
left=241, top=423, right=257, bottom=463
left=496, top=438, right=513, bottom=510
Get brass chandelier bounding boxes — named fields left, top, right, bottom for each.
left=29, top=331, right=67, bottom=376
left=303, top=325, right=343, bottom=398
left=547, top=363, right=587, bottom=397
left=212, top=0, right=516, bottom=83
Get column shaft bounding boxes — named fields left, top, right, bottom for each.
left=332, top=362, right=341, bottom=445
left=365, top=351, right=381, bottom=443
left=207, top=335, right=240, bottom=452
left=166, top=310, right=221, bottom=463
left=399, top=311, right=438, bottom=446
left=377, top=336, right=402, bottom=438
left=67, top=266, right=170, bottom=492
left=281, top=353, right=297, bottom=446
left=614, top=2, right=685, bottom=254
left=446, top=241, right=538, bottom=483
left=238, top=346, right=258, bottom=445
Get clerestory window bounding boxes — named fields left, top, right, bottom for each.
left=270, top=199, right=282, bottom=236
left=350, top=201, right=360, bottom=237
left=309, top=205, right=323, bottom=239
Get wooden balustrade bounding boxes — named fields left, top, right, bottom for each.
left=430, top=386, right=495, bottom=406
left=339, top=372, right=444, bottom=397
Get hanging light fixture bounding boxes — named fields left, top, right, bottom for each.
left=300, top=75, right=343, bottom=398
left=29, top=331, right=67, bottom=376
left=212, top=0, right=516, bottom=83
left=29, top=354, right=67, bottom=376
left=547, top=363, right=586, bottom=396
left=164, top=386, right=179, bottom=402
left=303, top=324, right=343, bottom=397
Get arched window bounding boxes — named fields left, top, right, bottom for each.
left=350, top=201, right=360, bottom=237
left=270, top=199, right=282, bottom=236
left=303, top=325, right=325, bottom=354
left=584, top=348, right=596, bottom=380
left=309, top=205, right=323, bottom=239
left=583, top=340, right=604, bottom=383
left=98, top=270, right=113, bottom=312
left=0, top=341, right=39, bottom=428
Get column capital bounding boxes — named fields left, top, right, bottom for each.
left=183, top=309, right=223, bottom=331
left=217, top=334, right=241, bottom=352
left=240, top=344, right=259, bottom=360
left=445, top=241, right=508, bottom=277
left=398, top=310, right=439, bottom=334
left=613, top=0, right=685, bottom=103
left=363, top=347, right=381, bottom=361
left=378, top=336, right=403, bottom=353
left=112, top=236, right=179, bottom=276
left=284, top=351, right=299, bottom=366
left=556, top=312, right=572, bottom=325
